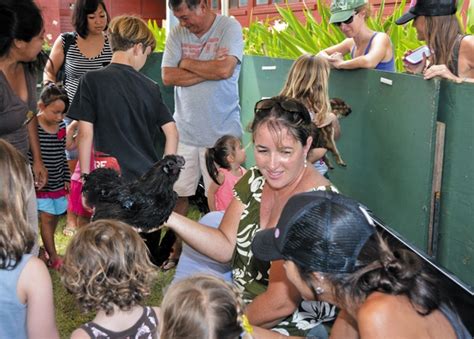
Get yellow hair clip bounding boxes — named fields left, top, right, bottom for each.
left=241, top=314, right=253, bottom=334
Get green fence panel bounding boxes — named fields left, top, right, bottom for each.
left=328, top=70, right=439, bottom=252
left=141, top=53, right=175, bottom=157
left=141, top=53, right=175, bottom=112
left=239, top=56, right=295, bottom=165
left=437, top=81, right=474, bottom=286
left=239, top=58, right=439, bottom=252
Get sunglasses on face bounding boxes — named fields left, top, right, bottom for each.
left=334, top=13, right=355, bottom=27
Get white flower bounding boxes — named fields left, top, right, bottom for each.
left=272, top=19, right=288, bottom=32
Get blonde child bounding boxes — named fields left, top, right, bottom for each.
left=61, top=219, right=159, bottom=338
left=31, top=83, right=70, bottom=270
left=0, top=139, right=59, bottom=339
left=161, top=275, right=257, bottom=339
left=205, top=135, right=247, bottom=211
left=279, top=54, right=340, bottom=177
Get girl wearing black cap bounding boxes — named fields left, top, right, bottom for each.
left=165, top=96, right=337, bottom=337
left=396, top=0, right=474, bottom=83
left=252, top=191, right=471, bottom=339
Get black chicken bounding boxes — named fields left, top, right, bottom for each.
left=82, top=154, right=185, bottom=232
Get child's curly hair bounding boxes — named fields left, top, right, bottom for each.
left=61, top=219, right=157, bottom=315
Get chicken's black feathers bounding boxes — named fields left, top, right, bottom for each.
left=82, top=155, right=185, bottom=232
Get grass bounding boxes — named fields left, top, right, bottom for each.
left=50, top=205, right=202, bottom=338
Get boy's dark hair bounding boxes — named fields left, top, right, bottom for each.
left=205, top=135, right=240, bottom=185
left=72, top=0, right=109, bottom=39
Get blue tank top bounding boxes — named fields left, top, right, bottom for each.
left=439, top=303, right=472, bottom=339
left=351, top=33, right=395, bottom=72
left=0, top=254, right=33, bottom=339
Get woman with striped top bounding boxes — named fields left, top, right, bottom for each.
left=43, top=0, right=113, bottom=235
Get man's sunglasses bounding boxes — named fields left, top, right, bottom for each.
left=334, top=13, right=355, bottom=27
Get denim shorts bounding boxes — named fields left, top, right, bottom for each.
left=37, top=196, right=68, bottom=215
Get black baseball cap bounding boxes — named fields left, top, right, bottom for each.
left=396, top=0, right=457, bottom=25
left=251, top=191, right=376, bottom=274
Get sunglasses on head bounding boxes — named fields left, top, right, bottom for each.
left=254, top=98, right=311, bottom=123
left=334, top=13, right=356, bottom=26
left=255, top=98, right=305, bottom=114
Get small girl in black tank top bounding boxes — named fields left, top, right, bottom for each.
left=61, top=219, right=160, bottom=338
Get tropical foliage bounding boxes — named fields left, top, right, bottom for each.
left=150, top=0, right=474, bottom=71
left=147, top=19, right=167, bottom=52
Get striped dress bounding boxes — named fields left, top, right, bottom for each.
left=62, top=32, right=113, bottom=101
left=29, top=121, right=70, bottom=198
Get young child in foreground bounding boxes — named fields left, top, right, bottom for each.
left=205, top=135, right=247, bottom=211
left=62, top=218, right=272, bottom=338
left=61, top=219, right=159, bottom=338
left=0, top=139, right=59, bottom=339
left=30, top=83, right=70, bottom=270
left=161, top=274, right=261, bottom=339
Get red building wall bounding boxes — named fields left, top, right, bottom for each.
left=35, top=0, right=166, bottom=46
left=224, top=0, right=469, bottom=27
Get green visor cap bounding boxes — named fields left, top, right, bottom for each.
left=329, top=0, right=367, bottom=23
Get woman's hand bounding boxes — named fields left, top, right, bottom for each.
left=403, top=50, right=428, bottom=74
left=423, top=64, right=463, bottom=83
left=328, top=52, right=345, bottom=69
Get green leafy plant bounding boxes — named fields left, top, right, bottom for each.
left=148, top=19, right=167, bottom=52
left=152, top=0, right=472, bottom=71
left=242, top=0, right=471, bottom=72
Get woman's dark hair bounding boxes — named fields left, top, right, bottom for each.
left=205, top=135, right=240, bottom=185
left=0, top=1, right=44, bottom=57
left=299, top=233, right=442, bottom=316
left=40, top=83, right=70, bottom=112
left=72, top=0, right=109, bottom=38
left=249, top=96, right=314, bottom=148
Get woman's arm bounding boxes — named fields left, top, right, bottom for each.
left=161, top=121, right=179, bottom=155
left=43, top=36, right=65, bottom=84
left=424, top=36, right=474, bottom=83
left=166, top=197, right=245, bottom=263
left=27, top=116, right=47, bottom=189
left=330, top=33, right=392, bottom=69
left=18, top=257, right=59, bottom=339
left=245, top=260, right=301, bottom=328
left=318, top=39, right=353, bottom=59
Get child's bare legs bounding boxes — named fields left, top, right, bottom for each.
left=39, top=212, right=60, bottom=265
left=64, top=159, right=78, bottom=236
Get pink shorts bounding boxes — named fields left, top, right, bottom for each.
left=67, top=179, right=92, bottom=218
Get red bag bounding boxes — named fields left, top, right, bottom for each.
left=94, top=151, right=121, bottom=173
